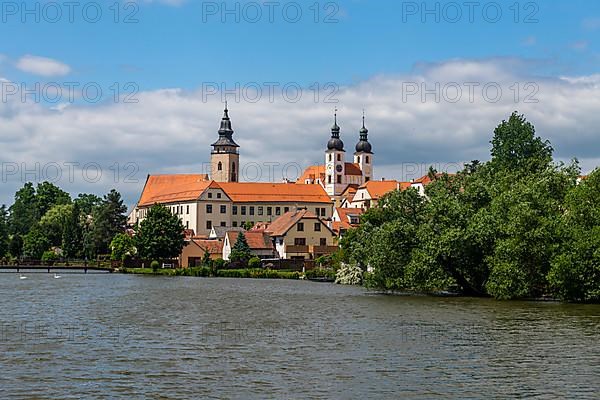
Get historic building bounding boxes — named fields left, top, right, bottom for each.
left=129, top=106, right=336, bottom=236
left=298, top=111, right=374, bottom=203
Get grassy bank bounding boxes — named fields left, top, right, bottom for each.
left=121, top=267, right=303, bottom=279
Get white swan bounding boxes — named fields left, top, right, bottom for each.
left=54, top=273, right=61, bottom=279
left=19, top=274, right=27, bottom=280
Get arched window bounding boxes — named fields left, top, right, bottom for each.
left=329, top=154, right=332, bottom=162
left=232, top=162, right=236, bottom=172
left=337, top=154, right=341, bottom=161
left=366, top=156, right=370, bottom=164
left=357, top=156, right=361, bottom=163
left=217, top=162, right=222, bottom=171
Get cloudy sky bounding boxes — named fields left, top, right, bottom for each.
left=0, top=0, right=599, bottom=208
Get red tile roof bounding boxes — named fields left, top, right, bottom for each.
left=265, top=209, right=334, bottom=237
left=298, top=163, right=363, bottom=183
left=227, top=231, right=273, bottom=250
left=138, top=174, right=210, bottom=206
left=191, top=239, right=223, bottom=255
left=412, top=173, right=455, bottom=185
left=217, top=182, right=331, bottom=203
left=359, top=180, right=411, bottom=199
left=344, top=163, right=363, bottom=176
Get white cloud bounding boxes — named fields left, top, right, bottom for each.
left=16, top=55, right=71, bottom=77
left=0, top=58, right=599, bottom=207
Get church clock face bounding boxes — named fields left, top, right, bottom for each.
left=336, top=164, right=343, bottom=173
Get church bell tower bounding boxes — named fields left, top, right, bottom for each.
left=211, top=103, right=240, bottom=182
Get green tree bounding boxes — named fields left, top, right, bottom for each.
left=135, top=204, right=185, bottom=260
left=8, top=183, right=38, bottom=235
left=229, top=231, right=252, bottom=264
left=202, top=249, right=211, bottom=267
left=9, top=234, right=23, bottom=258
left=548, top=169, right=600, bottom=301
left=110, top=233, right=136, bottom=261
left=22, top=225, right=51, bottom=259
left=0, top=205, right=9, bottom=258
left=62, top=202, right=83, bottom=258
left=490, top=111, right=553, bottom=174
left=35, top=181, right=71, bottom=218
left=74, top=193, right=102, bottom=216
left=39, top=204, right=73, bottom=247
left=90, top=189, right=127, bottom=255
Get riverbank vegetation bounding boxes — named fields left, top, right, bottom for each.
left=340, top=112, right=599, bottom=302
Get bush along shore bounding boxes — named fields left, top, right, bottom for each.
left=119, top=265, right=342, bottom=281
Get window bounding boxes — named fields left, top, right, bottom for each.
left=186, top=205, right=189, bottom=214
left=316, top=208, right=320, bottom=217
left=337, top=154, right=341, bottom=161
left=258, top=206, right=263, bottom=216
left=232, top=162, right=236, bottom=173
left=250, top=206, right=255, bottom=215
left=232, top=205, right=238, bottom=215
left=220, top=205, right=226, bottom=214
left=217, top=193, right=222, bottom=199
left=232, top=221, right=238, bottom=227
left=297, top=222, right=304, bottom=232
left=314, top=222, right=321, bottom=231
left=206, top=221, right=212, bottom=229
left=220, top=221, right=226, bottom=227
left=217, top=162, right=222, bottom=171
left=294, top=238, right=306, bottom=246
left=241, top=206, right=246, bottom=215
left=328, top=175, right=332, bottom=184
left=366, top=156, right=370, bottom=164
left=267, top=207, right=272, bottom=216
left=186, top=221, right=189, bottom=229
left=357, top=156, right=361, bottom=163
left=321, top=208, right=326, bottom=216
left=328, top=154, right=332, bottom=161
left=337, top=175, right=342, bottom=184
left=284, top=207, right=289, bottom=213
left=275, top=207, right=281, bottom=216
left=208, top=193, right=213, bottom=199
left=206, top=204, right=212, bottom=213
left=320, top=238, right=327, bottom=246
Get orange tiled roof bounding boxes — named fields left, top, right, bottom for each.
left=298, top=163, right=363, bottom=183
left=265, top=209, right=318, bottom=236
left=138, top=174, right=210, bottom=206
left=344, top=163, right=363, bottom=176
left=336, top=207, right=364, bottom=224
left=227, top=231, right=273, bottom=250
left=412, top=173, right=455, bottom=185
left=217, top=182, right=331, bottom=203
left=192, top=239, right=223, bottom=254
left=359, top=180, right=411, bottom=199
left=298, top=165, right=325, bottom=183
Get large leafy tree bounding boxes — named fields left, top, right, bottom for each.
left=35, top=182, right=71, bottom=218
left=62, top=202, right=83, bottom=258
left=135, top=204, right=185, bottom=260
left=22, top=225, right=51, bottom=259
left=110, top=233, right=136, bottom=261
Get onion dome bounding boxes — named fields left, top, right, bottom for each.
left=327, top=110, right=345, bottom=151
left=355, top=113, right=372, bottom=153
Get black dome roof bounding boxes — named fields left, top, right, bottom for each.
left=328, top=137, right=344, bottom=151
left=355, top=140, right=372, bottom=153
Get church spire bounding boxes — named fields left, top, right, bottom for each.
left=327, top=108, right=344, bottom=151
left=355, top=110, right=372, bottom=153
left=212, top=103, right=239, bottom=150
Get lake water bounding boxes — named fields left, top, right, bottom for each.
left=0, top=273, right=598, bottom=399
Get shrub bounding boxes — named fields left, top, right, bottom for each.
left=41, top=250, right=58, bottom=263
left=335, top=263, right=363, bottom=285
left=150, top=260, right=160, bottom=272
left=213, top=258, right=226, bottom=270
left=248, top=257, right=261, bottom=269
left=305, top=268, right=336, bottom=280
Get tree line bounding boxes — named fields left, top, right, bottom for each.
left=340, top=112, right=600, bottom=302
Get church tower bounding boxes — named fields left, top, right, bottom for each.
left=211, top=103, right=240, bottom=182
left=325, top=110, right=346, bottom=197
left=354, top=112, right=373, bottom=182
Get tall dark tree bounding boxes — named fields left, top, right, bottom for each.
left=62, top=202, right=83, bottom=258
left=8, top=183, right=38, bottom=235
left=90, top=190, right=127, bottom=255
left=22, top=225, right=51, bottom=260
left=229, top=231, right=252, bottom=264
left=0, top=205, right=9, bottom=258
left=74, top=193, right=102, bottom=216
left=8, top=234, right=23, bottom=259
left=135, top=204, right=185, bottom=260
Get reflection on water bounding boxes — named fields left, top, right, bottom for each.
left=1, top=273, right=598, bottom=399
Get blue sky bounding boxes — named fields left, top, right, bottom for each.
left=2, top=0, right=599, bottom=89
left=0, top=0, right=600, bottom=206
